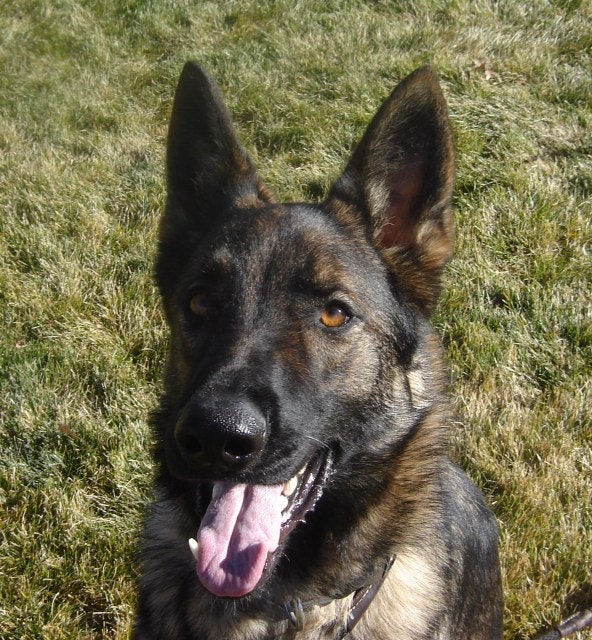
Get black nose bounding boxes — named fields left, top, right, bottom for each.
left=174, top=398, right=267, bottom=475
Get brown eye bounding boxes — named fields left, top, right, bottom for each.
left=320, top=302, right=351, bottom=328
left=189, top=292, right=209, bottom=317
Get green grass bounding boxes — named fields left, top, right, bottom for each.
left=0, top=1, right=590, bottom=638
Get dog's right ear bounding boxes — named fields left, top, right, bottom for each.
left=157, top=62, right=272, bottom=289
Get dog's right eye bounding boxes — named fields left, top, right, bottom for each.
left=320, top=302, right=351, bottom=329
left=189, top=292, right=209, bottom=317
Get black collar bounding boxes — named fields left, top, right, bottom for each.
left=281, top=555, right=395, bottom=638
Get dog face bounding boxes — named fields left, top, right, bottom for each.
left=152, top=62, right=455, bottom=601
left=160, top=202, right=419, bottom=479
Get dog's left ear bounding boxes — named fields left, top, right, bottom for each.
left=326, top=67, right=455, bottom=315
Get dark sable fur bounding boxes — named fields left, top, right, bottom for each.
left=134, top=62, right=503, bottom=639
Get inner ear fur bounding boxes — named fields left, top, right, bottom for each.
left=326, top=66, right=455, bottom=315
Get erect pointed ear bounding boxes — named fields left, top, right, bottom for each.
left=157, top=62, right=273, bottom=290
left=326, top=67, right=455, bottom=315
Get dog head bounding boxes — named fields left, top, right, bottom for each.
left=153, top=62, right=454, bottom=599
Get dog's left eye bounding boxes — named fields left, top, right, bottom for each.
left=189, top=291, right=209, bottom=317
left=320, top=302, right=351, bottom=328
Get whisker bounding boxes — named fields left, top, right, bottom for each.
left=304, top=435, right=331, bottom=450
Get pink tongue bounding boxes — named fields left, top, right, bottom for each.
left=195, top=482, right=285, bottom=597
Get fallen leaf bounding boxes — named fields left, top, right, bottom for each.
left=473, top=58, right=501, bottom=81
left=59, top=424, right=79, bottom=440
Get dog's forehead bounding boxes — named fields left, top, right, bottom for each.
left=215, top=204, right=379, bottom=289
left=230, top=203, right=336, bottom=243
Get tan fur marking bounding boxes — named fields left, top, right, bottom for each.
left=355, top=549, right=447, bottom=640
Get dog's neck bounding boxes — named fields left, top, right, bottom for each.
left=279, top=555, right=395, bottom=638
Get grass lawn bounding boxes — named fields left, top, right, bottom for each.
left=0, top=1, right=590, bottom=638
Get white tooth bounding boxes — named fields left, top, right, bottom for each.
left=279, top=495, right=289, bottom=513
left=188, top=538, right=199, bottom=561
left=297, top=465, right=307, bottom=476
left=212, top=483, right=223, bottom=499
left=282, top=476, right=298, bottom=497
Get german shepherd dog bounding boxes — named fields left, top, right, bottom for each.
left=133, top=62, right=503, bottom=639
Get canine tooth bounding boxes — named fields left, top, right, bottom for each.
left=188, top=538, right=199, bottom=561
left=297, top=465, right=307, bottom=476
left=283, top=476, right=298, bottom=497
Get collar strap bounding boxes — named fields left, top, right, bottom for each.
left=283, top=555, right=395, bottom=638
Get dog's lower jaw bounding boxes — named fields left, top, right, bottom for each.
left=188, top=449, right=334, bottom=599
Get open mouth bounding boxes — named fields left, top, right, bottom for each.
left=188, top=450, right=333, bottom=598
